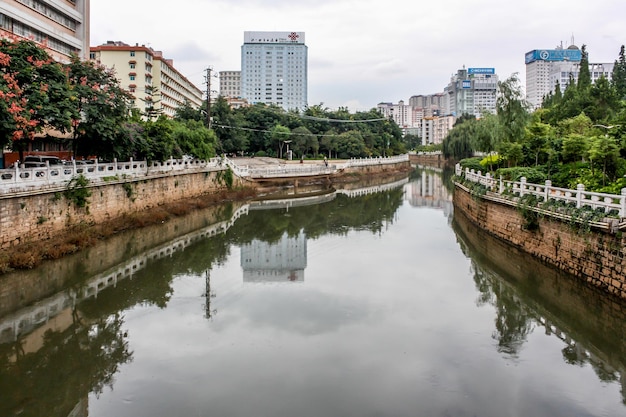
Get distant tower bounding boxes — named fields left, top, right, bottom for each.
left=241, top=31, right=308, bottom=110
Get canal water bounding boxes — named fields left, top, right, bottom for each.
left=1, top=167, right=625, bottom=417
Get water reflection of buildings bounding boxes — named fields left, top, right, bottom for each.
left=241, top=232, right=307, bottom=283
left=405, top=169, right=453, bottom=220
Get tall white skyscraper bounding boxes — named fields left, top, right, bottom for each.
left=525, top=45, right=582, bottom=109
left=241, top=31, right=308, bottom=110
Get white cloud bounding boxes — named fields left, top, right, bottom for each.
left=90, top=0, right=626, bottom=111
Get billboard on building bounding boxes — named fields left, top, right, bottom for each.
left=244, top=31, right=305, bottom=44
left=525, top=49, right=582, bottom=64
left=468, top=68, right=495, bottom=75
left=462, top=80, right=471, bottom=89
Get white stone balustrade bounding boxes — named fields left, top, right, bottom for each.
left=0, top=157, right=222, bottom=196
left=456, top=163, right=626, bottom=218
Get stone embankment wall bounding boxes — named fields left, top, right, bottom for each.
left=409, top=153, right=446, bottom=167
left=341, top=160, right=411, bottom=175
left=0, top=170, right=239, bottom=249
left=454, top=183, right=626, bottom=300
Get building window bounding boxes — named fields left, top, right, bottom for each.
left=130, top=51, right=135, bottom=57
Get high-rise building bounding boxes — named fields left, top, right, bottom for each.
left=525, top=45, right=582, bottom=109
left=444, top=67, right=498, bottom=118
left=526, top=44, right=615, bottom=109
left=90, top=41, right=203, bottom=118
left=241, top=31, right=308, bottom=110
left=0, top=0, right=90, bottom=62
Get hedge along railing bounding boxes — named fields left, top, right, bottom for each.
left=456, top=163, right=626, bottom=219
left=0, top=157, right=222, bottom=196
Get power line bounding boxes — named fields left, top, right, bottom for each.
left=298, top=115, right=387, bottom=123
left=213, top=124, right=344, bottom=137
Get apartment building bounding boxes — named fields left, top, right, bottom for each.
left=90, top=41, right=203, bottom=118
left=241, top=31, right=308, bottom=110
left=421, top=115, right=455, bottom=145
left=219, top=70, right=241, bottom=99
left=0, top=0, right=90, bottom=62
left=377, top=100, right=454, bottom=142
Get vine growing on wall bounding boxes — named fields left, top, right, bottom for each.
left=517, top=194, right=541, bottom=231
left=64, top=175, right=91, bottom=210
left=216, top=168, right=234, bottom=189
left=122, top=182, right=135, bottom=202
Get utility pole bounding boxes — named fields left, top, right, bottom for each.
left=205, top=67, right=213, bottom=129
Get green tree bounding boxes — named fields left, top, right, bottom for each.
left=587, top=76, right=619, bottom=122
left=402, top=134, right=421, bottom=150
left=577, top=45, right=592, bottom=91
left=171, top=119, right=217, bottom=160
left=271, top=123, right=291, bottom=158
left=561, top=134, right=590, bottom=163
left=587, top=135, right=620, bottom=184
left=443, top=118, right=475, bottom=160
left=525, top=119, right=554, bottom=166
left=173, top=99, right=203, bottom=122
left=142, top=85, right=163, bottom=120
left=336, top=130, right=367, bottom=158
left=291, top=126, right=316, bottom=157
left=612, top=45, right=626, bottom=100
left=144, top=116, right=176, bottom=161
left=496, top=74, right=530, bottom=144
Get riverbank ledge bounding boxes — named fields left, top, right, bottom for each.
left=454, top=164, right=626, bottom=300
left=0, top=155, right=410, bottom=265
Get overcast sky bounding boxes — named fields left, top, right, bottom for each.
left=90, top=0, right=625, bottom=112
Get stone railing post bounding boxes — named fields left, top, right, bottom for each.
left=520, top=177, right=526, bottom=197
left=576, top=184, right=585, bottom=209
left=545, top=180, right=551, bottom=202
left=621, top=188, right=626, bottom=218
left=499, top=176, right=504, bottom=194
left=113, top=158, right=118, bottom=174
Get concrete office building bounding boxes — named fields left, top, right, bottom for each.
left=90, top=41, right=203, bottom=118
left=219, top=70, right=241, bottom=99
left=241, top=31, right=307, bottom=110
left=0, top=0, right=90, bottom=62
left=444, top=67, right=498, bottom=118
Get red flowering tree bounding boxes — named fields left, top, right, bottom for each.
left=0, top=38, right=75, bottom=160
left=66, top=56, right=133, bottom=160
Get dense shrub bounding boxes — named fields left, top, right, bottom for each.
left=495, top=167, right=547, bottom=183
left=459, top=157, right=485, bottom=174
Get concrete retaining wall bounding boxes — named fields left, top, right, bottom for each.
left=454, top=183, right=626, bottom=300
left=0, top=170, right=237, bottom=249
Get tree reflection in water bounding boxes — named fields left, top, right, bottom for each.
left=453, top=207, right=626, bottom=405
left=0, top=310, right=131, bottom=417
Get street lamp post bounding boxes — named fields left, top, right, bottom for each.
left=284, top=140, right=292, bottom=160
